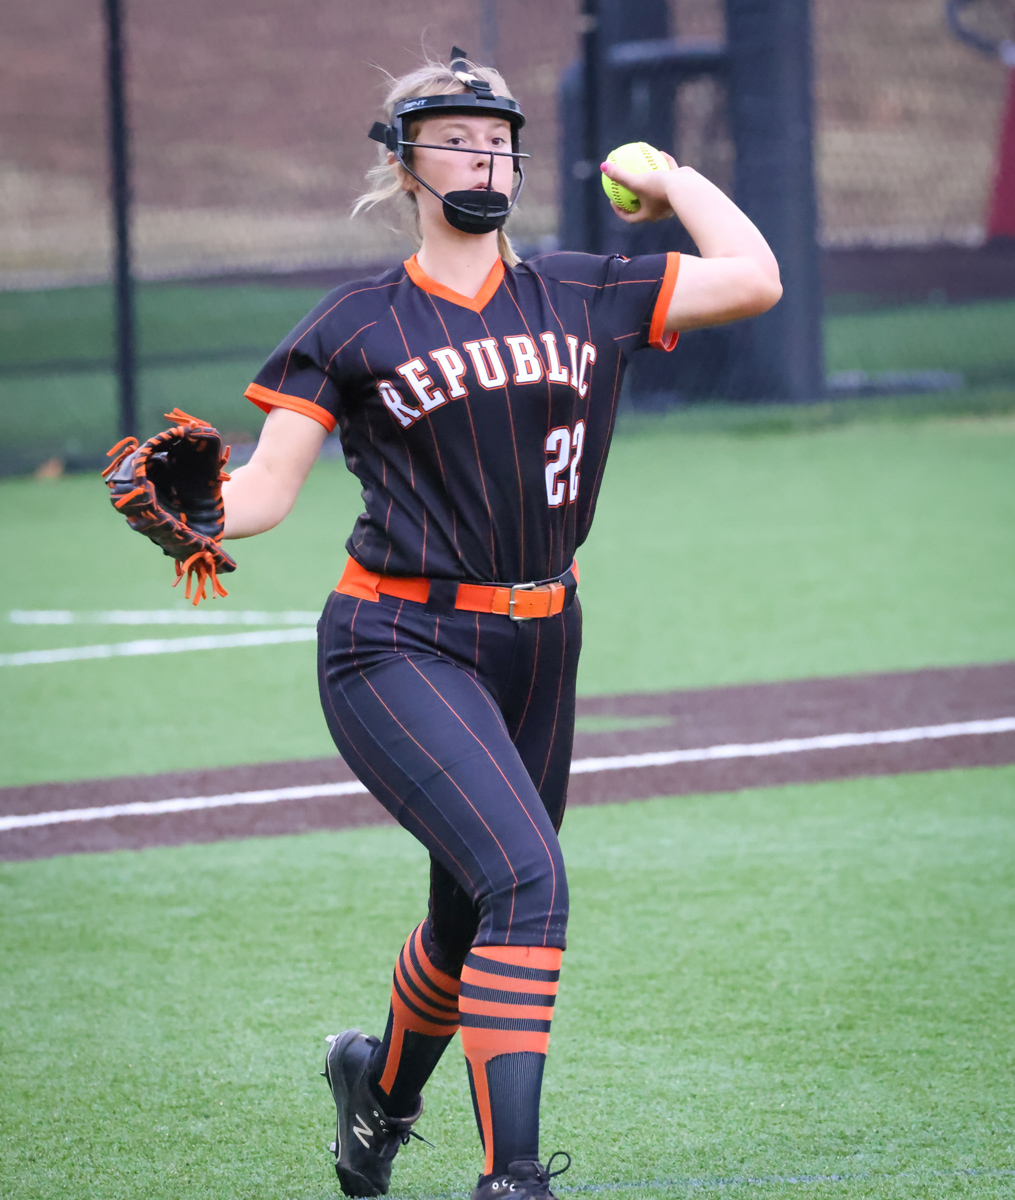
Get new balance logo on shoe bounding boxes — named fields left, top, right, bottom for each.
left=324, top=1028, right=426, bottom=1197
left=353, top=1113, right=373, bottom=1148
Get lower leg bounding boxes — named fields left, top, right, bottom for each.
left=458, top=945, right=563, bottom=1176
left=369, top=919, right=462, bottom=1116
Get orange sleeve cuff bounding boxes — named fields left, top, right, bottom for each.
left=244, top=382, right=337, bottom=433
left=648, top=252, right=681, bottom=352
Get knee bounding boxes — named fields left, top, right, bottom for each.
left=427, top=875, right=479, bottom=973
left=479, top=841, right=569, bottom=947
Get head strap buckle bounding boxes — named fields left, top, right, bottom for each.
left=450, top=47, right=495, bottom=97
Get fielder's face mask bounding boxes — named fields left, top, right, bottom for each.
left=368, top=47, right=528, bottom=235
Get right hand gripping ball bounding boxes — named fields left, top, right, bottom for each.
left=601, top=142, right=666, bottom=213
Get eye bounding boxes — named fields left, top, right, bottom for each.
left=447, top=136, right=465, bottom=146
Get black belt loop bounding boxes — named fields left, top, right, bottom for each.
left=424, top=578, right=459, bottom=616
left=529, top=562, right=578, bottom=611
left=562, top=564, right=578, bottom=609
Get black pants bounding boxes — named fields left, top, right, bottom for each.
left=317, top=579, right=581, bottom=956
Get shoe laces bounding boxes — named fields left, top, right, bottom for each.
left=539, top=1151, right=572, bottom=1194
left=375, top=1101, right=434, bottom=1149
left=379, top=1119, right=432, bottom=1149
left=491, top=1152, right=571, bottom=1198
left=545, top=1153, right=571, bottom=1177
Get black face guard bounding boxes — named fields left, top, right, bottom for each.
left=368, top=47, right=529, bottom=235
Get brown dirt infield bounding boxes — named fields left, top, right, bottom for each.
left=2, top=661, right=1013, bottom=863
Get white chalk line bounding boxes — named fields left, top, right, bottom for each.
left=0, top=780, right=370, bottom=831
left=566, top=716, right=1015, bottom=773
left=2, top=716, right=1013, bottom=834
left=8, top=609, right=319, bottom=626
left=0, top=627, right=318, bottom=666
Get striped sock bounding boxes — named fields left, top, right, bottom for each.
left=458, top=945, right=562, bottom=1176
left=370, top=920, right=461, bottom=1116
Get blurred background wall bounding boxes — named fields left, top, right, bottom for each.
left=2, top=0, right=1010, bottom=284
left=1, top=0, right=1013, bottom=475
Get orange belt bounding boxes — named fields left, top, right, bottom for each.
left=335, top=557, right=578, bottom=621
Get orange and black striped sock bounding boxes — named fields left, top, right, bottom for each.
left=458, top=945, right=562, bottom=1176
left=370, top=920, right=462, bottom=1116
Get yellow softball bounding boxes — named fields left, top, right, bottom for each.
left=602, top=142, right=667, bottom=213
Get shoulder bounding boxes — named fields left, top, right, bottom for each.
left=310, top=262, right=408, bottom=316
left=513, top=252, right=619, bottom=288
left=284, top=262, right=407, bottom=349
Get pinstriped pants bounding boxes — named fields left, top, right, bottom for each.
left=317, top=583, right=581, bottom=953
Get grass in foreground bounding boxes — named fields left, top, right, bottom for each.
left=1, top=412, right=1013, bottom=786
left=2, top=767, right=1013, bottom=1199
left=582, top=411, right=1015, bottom=695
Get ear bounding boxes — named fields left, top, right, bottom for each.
left=390, top=155, right=417, bottom=194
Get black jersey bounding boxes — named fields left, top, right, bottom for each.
left=246, top=250, right=680, bottom=583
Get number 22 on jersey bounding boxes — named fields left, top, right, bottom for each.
left=545, top=421, right=586, bottom=508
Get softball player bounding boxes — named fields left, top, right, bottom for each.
left=222, top=49, right=781, bottom=1200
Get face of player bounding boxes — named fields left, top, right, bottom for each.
left=404, top=115, right=515, bottom=227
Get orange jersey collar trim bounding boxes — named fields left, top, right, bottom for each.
left=244, top=382, right=337, bottom=434
left=648, top=251, right=681, bottom=352
left=404, top=254, right=505, bottom=313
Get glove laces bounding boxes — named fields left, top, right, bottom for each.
left=172, top=551, right=230, bottom=605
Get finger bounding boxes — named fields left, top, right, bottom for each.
left=600, top=160, right=638, bottom=187
left=660, top=151, right=679, bottom=170
left=602, top=160, right=672, bottom=194
left=609, top=202, right=645, bottom=224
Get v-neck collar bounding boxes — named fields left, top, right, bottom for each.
left=404, top=254, right=505, bottom=313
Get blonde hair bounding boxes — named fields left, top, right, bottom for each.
left=353, top=55, right=522, bottom=267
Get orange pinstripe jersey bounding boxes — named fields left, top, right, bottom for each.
left=247, top=250, right=680, bottom=583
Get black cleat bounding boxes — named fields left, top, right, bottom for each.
left=471, top=1153, right=572, bottom=1200
left=323, top=1029, right=425, bottom=1197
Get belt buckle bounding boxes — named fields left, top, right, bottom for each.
left=508, top=581, right=539, bottom=621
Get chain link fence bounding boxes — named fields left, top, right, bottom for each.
left=1, top=0, right=1012, bottom=473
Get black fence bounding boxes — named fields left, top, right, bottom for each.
left=1, top=0, right=1012, bottom=474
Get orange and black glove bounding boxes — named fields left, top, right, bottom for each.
left=102, top=408, right=237, bottom=605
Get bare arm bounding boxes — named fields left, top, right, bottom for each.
left=222, top=407, right=328, bottom=539
left=600, top=154, right=783, bottom=332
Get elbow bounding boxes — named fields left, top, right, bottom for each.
left=759, top=276, right=783, bottom=315
left=747, top=262, right=783, bottom=317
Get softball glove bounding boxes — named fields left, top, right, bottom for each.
left=102, top=408, right=237, bottom=605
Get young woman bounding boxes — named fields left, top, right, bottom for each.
left=223, top=50, right=781, bottom=1200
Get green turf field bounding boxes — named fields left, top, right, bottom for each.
left=2, top=768, right=1013, bottom=1198
left=3, top=287, right=1015, bottom=1199
left=1, top=410, right=1013, bottom=787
